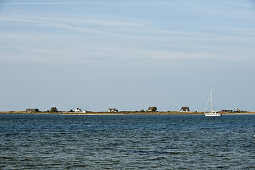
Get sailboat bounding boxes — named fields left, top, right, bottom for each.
left=204, top=89, right=222, bottom=117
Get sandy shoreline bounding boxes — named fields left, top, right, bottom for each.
left=0, top=111, right=254, bottom=115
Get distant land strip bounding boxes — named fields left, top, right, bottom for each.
left=0, top=111, right=255, bottom=115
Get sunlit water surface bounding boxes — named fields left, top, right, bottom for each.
left=0, top=114, right=255, bottom=169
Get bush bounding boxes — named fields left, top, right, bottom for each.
left=50, top=107, right=58, bottom=113
left=148, top=106, right=157, bottom=112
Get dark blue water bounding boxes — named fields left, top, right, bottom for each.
left=0, top=114, right=255, bottom=169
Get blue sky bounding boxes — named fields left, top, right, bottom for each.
left=0, top=0, right=255, bottom=111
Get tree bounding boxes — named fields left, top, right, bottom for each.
left=148, top=106, right=157, bottom=112
left=50, top=107, right=59, bottom=112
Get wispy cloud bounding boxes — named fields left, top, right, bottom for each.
left=3, top=2, right=95, bottom=5
left=1, top=0, right=255, bottom=64
left=3, top=1, right=176, bottom=6
left=1, top=15, right=255, bottom=64
left=2, top=15, right=254, bottom=45
left=0, top=16, right=145, bottom=37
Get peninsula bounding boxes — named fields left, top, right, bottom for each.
left=0, top=111, right=254, bottom=115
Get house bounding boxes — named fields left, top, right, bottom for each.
left=221, top=110, right=233, bottom=113
left=26, top=108, right=39, bottom=113
left=108, top=108, right=118, bottom=112
left=180, top=107, right=190, bottom=112
left=233, top=108, right=240, bottom=113
left=147, top=106, right=157, bottom=112
left=74, top=108, right=82, bottom=112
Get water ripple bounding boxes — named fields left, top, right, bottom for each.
left=0, top=114, right=255, bottom=169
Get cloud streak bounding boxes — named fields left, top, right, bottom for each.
left=1, top=15, right=254, bottom=44
left=0, top=16, right=146, bottom=38
left=1, top=0, right=255, bottom=64
left=3, top=1, right=177, bottom=6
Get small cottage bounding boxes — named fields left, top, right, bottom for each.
left=74, top=108, right=82, bottom=112
left=233, top=108, right=240, bottom=113
left=108, top=108, right=118, bottom=112
left=221, top=110, right=233, bottom=113
left=180, top=107, right=190, bottom=112
left=147, top=106, right=157, bottom=112
left=26, top=108, right=39, bottom=113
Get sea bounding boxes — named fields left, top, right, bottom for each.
left=0, top=114, right=255, bottom=169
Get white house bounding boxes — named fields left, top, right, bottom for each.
left=74, top=108, right=82, bottom=112
left=180, top=107, right=190, bottom=112
left=108, top=108, right=118, bottom=112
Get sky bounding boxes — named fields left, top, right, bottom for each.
left=0, top=0, right=255, bottom=111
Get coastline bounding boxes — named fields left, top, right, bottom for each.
left=0, top=111, right=254, bottom=115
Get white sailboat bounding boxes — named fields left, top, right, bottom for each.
left=204, top=89, right=222, bottom=117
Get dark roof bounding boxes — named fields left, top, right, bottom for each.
left=180, top=107, right=190, bottom=111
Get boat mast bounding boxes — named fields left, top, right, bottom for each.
left=210, top=88, right=213, bottom=112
